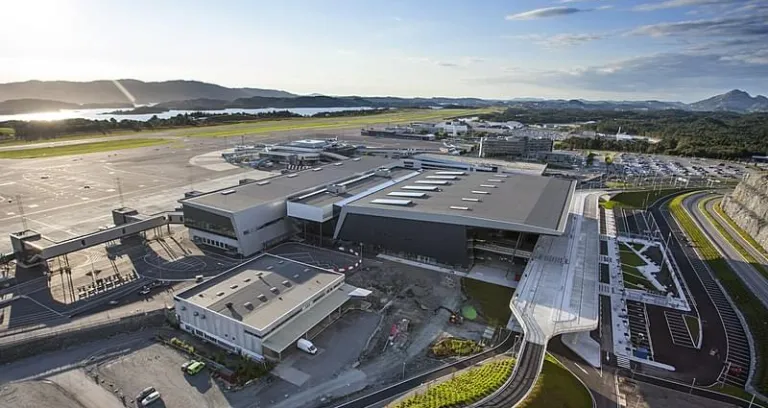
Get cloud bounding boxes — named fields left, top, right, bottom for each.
left=633, top=0, right=738, bottom=12
left=472, top=50, right=768, bottom=96
left=505, top=33, right=605, bottom=48
left=505, top=6, right=591, bottom=20
left=627, top=14, right=768, bottom=38
left=437, top=62, right=459, bottom=68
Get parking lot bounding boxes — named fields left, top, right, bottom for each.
left=92, top=342, right=231, bottom=408
left=616, top=153, right=745, bottom=181
left=626, top=300, right=654, bottom=359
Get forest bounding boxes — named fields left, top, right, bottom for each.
left=483, top=108, right=768, bottom=159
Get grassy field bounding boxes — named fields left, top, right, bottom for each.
left=389, top=357, right=515, bottom=408
left=603, top=188, right=689, bottom=209
left=517, top=355, right=592, bottom=408
left=165, top=108, right=498, bottom=139
left=461, top=279, right=515, bottom=326
left=0, top=127, right=14, bottom=136
left=713, top=201, right=768, bottom=258
left=0, top=138, right=170, bottom=159
left=683, top=314, right=700, bottom=346
left=704, top=384, right=768, bottom=406
left=620, top=243, right=647, bottom=267
left=698, top=196, right=768, bottom=281
left=0, top=108, right=499, bottom=145
left=670, top=192, right=768, bottom=394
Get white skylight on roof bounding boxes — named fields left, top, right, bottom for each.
left=402, top=185, right=439, bottom=191
left=415, top=180, right=449, bottom=185
left=286, top=174, right=298, bottom=178
left=487, top=179, right=502, bottom=182
left=435, top=171, right=466, bottom=175
left=479, top=184, right=497, bottom=188
left=471, top=190, right=490, bottom=194
left=257, top=180, right=270, bottom=185
left=388, top=191, right=427, bottom=198
left=449, top=206, right=470, bottom=210
left=461, top=197, right=480, bottom=202
left=426, top=175, right=457, bottom=180
left=220, top=190, right=236, bottom=195
left=371, top=198, right=412, bottom=206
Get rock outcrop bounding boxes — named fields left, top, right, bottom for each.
left=722, top=172, right=768, bottom=251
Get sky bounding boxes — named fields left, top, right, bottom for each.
left=1, top=0, right=766, bottom=102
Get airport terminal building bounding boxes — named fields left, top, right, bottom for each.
left=180, top=156, right=575, bottom=274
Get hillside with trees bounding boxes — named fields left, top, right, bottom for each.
left=483, top=108, right=768, bottom=160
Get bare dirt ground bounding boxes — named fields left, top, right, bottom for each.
left=90, top=342, right=231, bottom=408
left=0, top=380, right=85, bottom=408
left=619, top=378, right=738, bottom=408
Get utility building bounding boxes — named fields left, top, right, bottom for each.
left=174, top=254, right=359, bottom=361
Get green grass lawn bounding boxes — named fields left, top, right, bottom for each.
left=622, top=268, right=654, bottom=289
left=713, top=201, right=768, bottom=258
left=604, top=188, right=689, bottom=209
left=0, top=127, right=14, bottom=136
left=630, top=242, right=646, bottom=252
left=619, top=243, right=647, bottom=267
left=461, top=279, right=515, bottom=327
left=683, top=314, right=700, bottom=346
left=0, top=138, right=170, bottom=159
left=518, top=355, right=592, bottom=408
left=670, top=192, right=768, bottom=393
left=390, top=358, right=515, bottom=408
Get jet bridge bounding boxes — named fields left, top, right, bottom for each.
left=10, top=207, right=184, bottom=267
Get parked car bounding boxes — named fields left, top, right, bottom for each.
left=296, top=338, right=317, bottom=355
left=136, top=386, right=156, bottom=403
left=181, top=360, right=196, bottom=371
left=138, top=287, right=151, bottom=296
left=140, top=390, right=161, bottom=406
left=186, top=361, right=206, bottom=375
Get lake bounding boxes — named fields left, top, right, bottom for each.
left=0, top=106, right=372, bottom=122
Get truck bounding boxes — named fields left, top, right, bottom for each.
left=296, top=338, right=317, bottom=355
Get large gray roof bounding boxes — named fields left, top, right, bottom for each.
left=177, top=254, right=343, bottom=332
left=182, top=156, right=399, bottom=213
left=338, top=170, right=575, bottom=235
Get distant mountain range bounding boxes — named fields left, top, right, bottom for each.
left=0, top=79, right=766, bottom=115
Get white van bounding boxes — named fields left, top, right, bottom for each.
left=296, top=338, right=317, bottom=355
left=141, top=390, right=161, bottom=406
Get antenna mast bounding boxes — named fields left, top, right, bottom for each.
left=16, top=195, right=27, bottom=231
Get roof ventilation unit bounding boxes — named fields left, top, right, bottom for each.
left=216, top=291, right=225, bottom=297
left=375, top=168, right=392, bottom=178
left=286, top=174, right=298, bottom=178
left=258, top=294, right=268, bottom=302
left=402, top=185, right=439, bottom=191
left=220, top=189, right=236, bottom=196
left=415, top=180, right=449, bottom=185
left=244, top=278, right=251, bottom=283
left=230, top=284, right=239, bottom=289
left=328, top=184, right=347, bottom=194
left=333, top=162, right=343, bottom=166
left=435, top=171, right=466, bottom=175
left=387, top=191, right=426, bottom=198
left=471, top=190, right=491, bottom=194
left=479, top=184, right=497, bottom=188
left=312, top=167, right=323, bottom=172
left=450, top=206, right=471, bottom=211
left=282, top=280, right=292, bottom=287
left=257, top=180, right=270, bottom=185
left=370, top=198, right=412, bottom=206
left=496, top=174, right=509, bottom=178
left=270, top=287, right=279, bottom=294
left=462, top=197, right=480, bottom=202
left=487, top=179, right=503, bottom=182
left=352, top=157, right=362, bottom=161
left=244, top=302, right=254, bottom=309
left=426, top=175, right=457, bottom=180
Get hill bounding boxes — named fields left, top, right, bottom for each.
left=0, top=79, right=297, bottom=105
left=0, top=99, right=79, bottom=115
left=690, top=89, right=768, bottom=113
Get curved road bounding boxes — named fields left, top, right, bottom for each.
left=704, top=196, right=768, bottom=274
left=685, top=193, right=768, bottom=308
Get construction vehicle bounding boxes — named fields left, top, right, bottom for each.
left=434, top=306, right=464, bottom=325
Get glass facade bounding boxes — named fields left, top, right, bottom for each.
left=183, top=205, right=237, bottom=239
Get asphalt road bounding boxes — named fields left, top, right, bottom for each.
left=652, top=195, right=750, bottom=387
left=685, top=193, right=768, bottom=308
left=548, top=337, right=618, bottom=408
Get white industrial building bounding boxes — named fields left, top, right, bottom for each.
left=174, top=254, right=361, bottom=361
